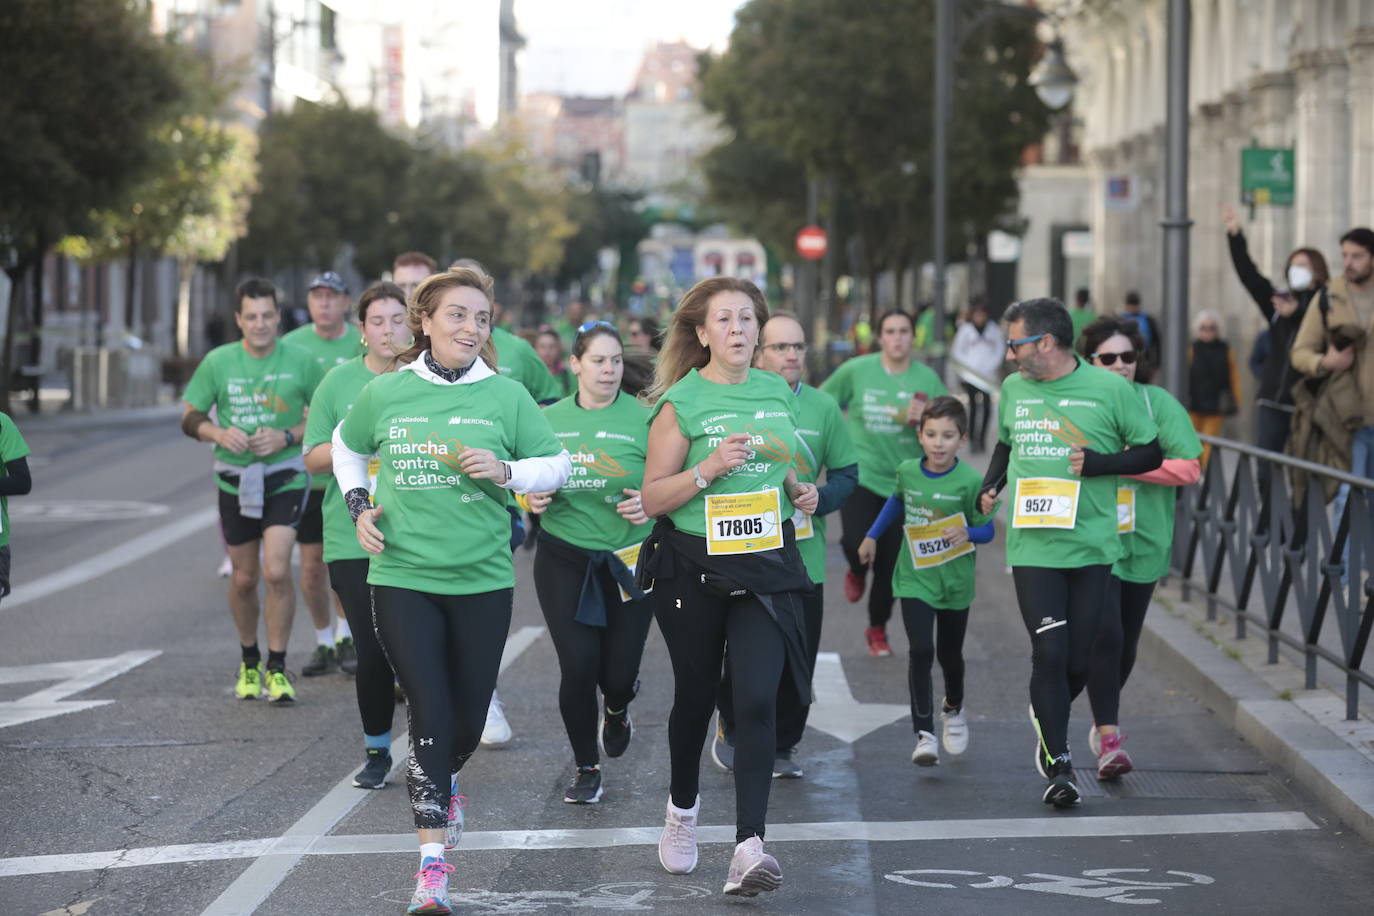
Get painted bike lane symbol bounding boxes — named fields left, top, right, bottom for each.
left=885, top=868, right=1215, bottom=905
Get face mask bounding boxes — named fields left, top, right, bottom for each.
left=1288, top=264, right=1314, bottom=291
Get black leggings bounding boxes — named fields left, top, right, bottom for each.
left=899, top=598, right=969, bottom=733
left=533, top=539, right=655, bottom=767
left=372, top=585, right=512, bottom=829
left=327, top=559, right=396, bottom=738
left=964, top=383, right=993, bottom=451
left=654, top=552, right=786, bottom=843
left=1011, top=565, right=1111, bottom=764
left=839, top=484, right=900, bottom=627
left=1086, top=576, right=1157, bottom=727
left=718, top=583, right=822, bottom=752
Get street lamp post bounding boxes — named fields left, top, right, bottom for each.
left=1161, top=0, right=1192, bottom=400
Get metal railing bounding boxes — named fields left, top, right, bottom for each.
left=1171, top=434, right=1374, bottom=719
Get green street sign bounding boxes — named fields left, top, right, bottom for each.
left=1241, top=147, right=1295, bottom=206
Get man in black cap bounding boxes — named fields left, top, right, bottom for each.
left=283, top=270, right=364, bottom=676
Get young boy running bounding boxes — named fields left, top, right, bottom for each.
left=858, top=396, right=994, bottom=765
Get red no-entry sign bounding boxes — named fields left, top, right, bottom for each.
left=795, top=225, right=827, bottom=261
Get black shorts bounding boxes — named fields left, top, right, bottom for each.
left=218, top=486, right=309, bottom=547
left=296, top=489, right=325, bottom=545
left=0, top=544, right=10, bottom=600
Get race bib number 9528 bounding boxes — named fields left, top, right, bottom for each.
left=905, top=512, right=974, bottom=569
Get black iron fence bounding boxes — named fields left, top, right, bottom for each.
left=1171, top=434, right=1374, bottom=720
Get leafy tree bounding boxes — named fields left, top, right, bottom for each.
left=0, top=0, right=185, bottom=410
left=556, top=187, right=647, bottom=293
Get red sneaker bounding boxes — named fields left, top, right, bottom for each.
left=844, top=570, right=865, bottom=603
left=865, top=626, right=892, bottom=657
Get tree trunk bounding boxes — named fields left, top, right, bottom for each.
left=125, top=237, right=139, bottom=337
left=1, top=261, right=27, bottom=416
left=28, top=247, right=45, bottom=413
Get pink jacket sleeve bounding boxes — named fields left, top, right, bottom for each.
left=1128, top=457, right=1200, bottom=487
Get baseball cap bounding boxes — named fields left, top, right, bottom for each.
left=309, top=271, right=348, bottom=293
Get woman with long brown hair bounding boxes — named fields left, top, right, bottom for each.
left=638, top=277, right=818, bottom=897
left=331, top=268, right=570, bottom=915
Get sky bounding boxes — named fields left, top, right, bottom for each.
left=516, top=0, right=747, bottom=97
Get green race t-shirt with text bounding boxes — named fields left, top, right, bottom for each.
left=542, top=392, right=651, bottom=551
left=890, top=458, right=989, bottom=610
left=339, top=369, right=561, bottom=595
left=303, top=357, right=379, bottom=563
left=651, top=368, right=800, bottom=541
left=183, top=341, right=322, bottom=494
left=997, top=359, right=1158, bottom=568
left=1115, top=383, right=1202, bottom=583
left=491, top=326, right=562, bottom=402
left=792, top=383, right=858, bottom=583
left=282, top=323, right=363, bottom=375
left=820, top=353, right=947, bottom=495
left=0, top=412, right=32, bottom=548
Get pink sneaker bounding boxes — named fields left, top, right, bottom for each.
left=657, top=797, right=699, bottom=874
left=1096, top=731, right=1133, bottom=780
left=723, top=836, right=782, bottom=896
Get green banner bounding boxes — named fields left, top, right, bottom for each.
left=1241, top=147, right=1295, bottom=206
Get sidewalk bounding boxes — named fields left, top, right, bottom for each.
left=8, top=402, right=182, bottom=434
left=1141, top=575, right=1374, bottom=844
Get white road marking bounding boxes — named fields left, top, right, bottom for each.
left=196, top=626, right=545, bottom=916
left=0, top=651, right=161, bottom=729
left=0, top=811, right=1316, bottom=879
left=806, top=651, right=910, bottom=743
left=12, top=500, right=170, bottom=522
left=4, top=506, right=218, bottom=611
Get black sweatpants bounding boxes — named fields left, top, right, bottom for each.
left=899, top=597, right=969, bottom=734
left=533, top=539, right=655, bottom=767
left=1011, top=564, right=1112, bottom=765
left=839, top=484, right=900, bottom=627
left=372, top=585, right=512, bottom=829
left=718, top=583, right=822, bottom=752
left=654, top=552, right=786, bottom=843
left=1086, top=576, right=1157, bottom=728
left=964, top=383, right=994, bottom=452
left=327, top=559, right=396, bottom=738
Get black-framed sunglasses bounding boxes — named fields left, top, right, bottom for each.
left=1091, top=350, right=1138, bottom=367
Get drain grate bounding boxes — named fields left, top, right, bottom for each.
left=1072, top=768, right=1284, bottom=802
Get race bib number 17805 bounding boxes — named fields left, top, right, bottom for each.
left=705, top=488, right=784, bottom=555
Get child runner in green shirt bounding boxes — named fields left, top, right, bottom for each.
left=859, top=396, right=994, bottom=767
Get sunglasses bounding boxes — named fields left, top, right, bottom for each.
left=1006, top=332, right=1046, bottom=351
left=1092, top=350, right=1137, bottom=367
left=576, top=320, right=616, bottom=337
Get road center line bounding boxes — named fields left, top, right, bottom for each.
left=196, top=626, right=546, bottom=916
left=4, top=506, right=219, bottom=611
left=0, top=811, right=1316, bottom=879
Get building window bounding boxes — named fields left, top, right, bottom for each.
left=319, top=2, right=336, bottom=51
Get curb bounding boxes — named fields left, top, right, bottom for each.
left=1139, top=605, right=1374, bottom=845
left=11, top=404, right=182, bottom=434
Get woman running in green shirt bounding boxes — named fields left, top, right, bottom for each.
left=0, top=411, right=33, bottom=604
left=524, top=322, right=654, bottom=805
left=303, top=281, right=409, bottom=791
left=331, top=268, right=570, bottom=916
left=640, top=277, right=818, bottom=898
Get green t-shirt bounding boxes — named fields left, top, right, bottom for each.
left=820, top=353, right=947, bottom=496
left=542, top=392, right=652, bottom=551
left=997, top=359, right=1158, bottom=568
left=303, top=357, right=380, bottom=563
left=890, top=458, right=989, bottom=610
left=339, top=368, right=561, bottom=595
left=792, top=383, right=858, bottom=583
left=1115, top=383, right=1202, bottom=583
left=183, top=341, right=322, bottom=495
left=1069, top=307, right=1097, bottom=345
left=491, top=326, right=562, bottom=403
left=0, top=412, right=32, bottom=549
left=650, top=368, right=800, bottom=541
left=283, top=324, right=363, bottom=490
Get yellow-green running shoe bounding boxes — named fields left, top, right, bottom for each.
left=234, top=662, right=264, bottom=700
left=264, top=668, right=296, bottom=703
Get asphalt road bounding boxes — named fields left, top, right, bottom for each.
left=1, top=415, right=1371, bottom=915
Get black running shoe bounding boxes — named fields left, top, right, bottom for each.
left=302, top=644, right=336, bottom=677
left=1042, top=756, right=1081, bottom=808
left=353, top=748, right=392, bottom=789
left=771, top=747, right=803, bottom=779
left=601, top=706, right=633, bottom=759
left=335, top=637, right=358, bottom=675
left=563, top=765, right=603, bottom=804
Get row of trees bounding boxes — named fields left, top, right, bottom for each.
left=697, top=0, right=1054, bottom=318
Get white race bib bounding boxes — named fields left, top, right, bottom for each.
left=1012, top=477, right=1081, bottom=529
left=705, top=488, right=784, bottom=555
left=791, top=507, right=814, bottom=540
left=1117, top=486, right=1136, bottom=534
left=904, top=511, right=974, bottom=569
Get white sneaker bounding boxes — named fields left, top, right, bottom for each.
left=480, top=692, right=512, bottom=746
left=940, top=704, right=969, bottom=756
left=216, top=555, right=232, bottom=578
left=911, top=730, right=939, bottom=766
left=658, top=796, right=699, bottom=874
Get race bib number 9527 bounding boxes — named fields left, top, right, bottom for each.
left=1012, top=477, right=1080, bottom=529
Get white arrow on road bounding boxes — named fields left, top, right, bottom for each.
left=805, top=651, right=909, bottom=743
left=0, top=650, right=161, bottom=729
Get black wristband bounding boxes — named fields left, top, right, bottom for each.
left=284, top=429, right=296, bottom=447
left=345, top=488, right=371, bottom=522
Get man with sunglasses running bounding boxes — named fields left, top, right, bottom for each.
left=978, top=298, right=1161, bottom=807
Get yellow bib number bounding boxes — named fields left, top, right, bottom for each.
left=614, top=542, right=651, bottom=602
left=1117, top=486, right=1136, bottom=534
left=367, top=457, right=381, bottom=499
left=705, top=488, right=784, bottom=555
left=1012, top=477, right=1080, bottom=529
left=791, top=508, right=814, bottom=540
left=905, top=511, right=974, bottom=569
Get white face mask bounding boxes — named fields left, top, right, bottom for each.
left=1287, top=264, right=1314, bottom=291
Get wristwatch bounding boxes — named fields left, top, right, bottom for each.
left=283, top=429, right=295, bottom=447
left=692, top=463, right=709, bottom=489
